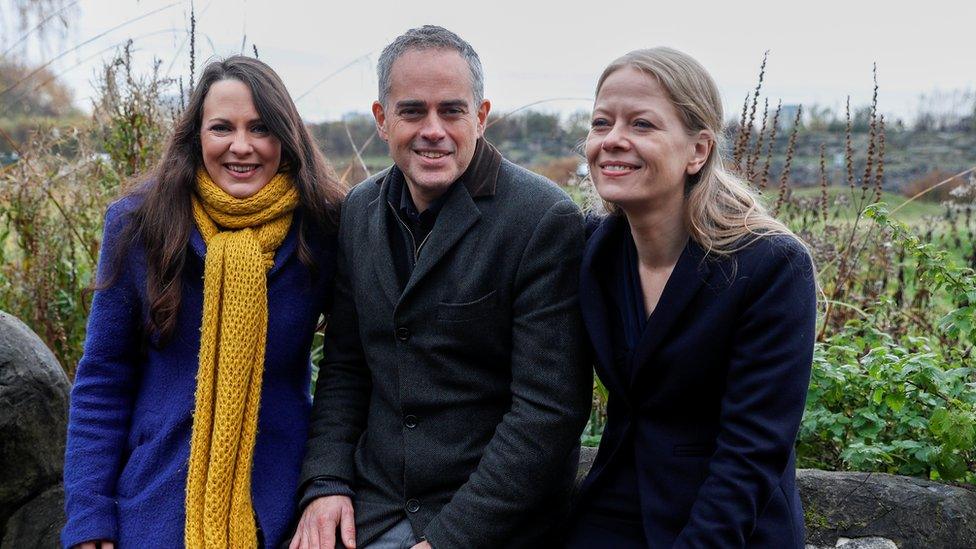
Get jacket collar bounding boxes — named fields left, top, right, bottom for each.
left=580, top=214, right=629, bottom=403
left=459, top=137, right=503, bottom=198
left=580, top=214, right=712, bottom=398
left=367, top=138, right=503, bottom=308
left=628, top=232, right=710, bottom=387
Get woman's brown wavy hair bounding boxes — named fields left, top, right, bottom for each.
left=104, top=55, right=343, bottom=343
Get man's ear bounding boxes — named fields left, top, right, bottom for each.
left=372, top=100, right=389, bottom=142
left=686, top=130, right=713, bottom=176
left=476, top=99, right=491, bottom=136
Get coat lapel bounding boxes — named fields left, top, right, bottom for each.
left=629, top=239, right=710, bottom=386
left=580, top=215, right=631, bottom=406
left=189, top=224, right=207, bottom=260
left=400, top=184, right=480, bottom=302
left=398, top=138, right=499, bottom=304
left=367, top=172, right=403, bottom=307
left=268, top=215, right=299, bottom=278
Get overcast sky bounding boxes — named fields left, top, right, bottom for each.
left=10, top=0, right=976, bottom=124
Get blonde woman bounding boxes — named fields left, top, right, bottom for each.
left=566, top=48, right=816, bottom=548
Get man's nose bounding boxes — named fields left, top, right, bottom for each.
left=419, top=113, right=446, bottom=142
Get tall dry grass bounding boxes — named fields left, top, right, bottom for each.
left=0, top=44, right=175, bottom=376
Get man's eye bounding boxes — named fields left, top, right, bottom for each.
left=400, top=109, right=422, bottom=117
left=443, top=108, right=464, bottom=116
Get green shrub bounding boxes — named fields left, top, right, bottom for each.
left=798, top=203, right=976, bottom=482
left=801, top=322, right=975, bottom=482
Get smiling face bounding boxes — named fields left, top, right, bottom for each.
left=199, top=79, right=282, bottom=199
left=372, top=48, right=490, bottom=210
left=586, top=66, right=711, bottom=216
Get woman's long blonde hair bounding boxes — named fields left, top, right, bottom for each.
left=595, top=47, right=803, bottom=257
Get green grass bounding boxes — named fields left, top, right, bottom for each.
left=562, top=184, right=587, bottom=206
left=788, top=187, right=945, bottom=225
left=332, top=155, right=391, bottom=169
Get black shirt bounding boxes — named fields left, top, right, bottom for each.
left=386, top=167, right=456, bottom=288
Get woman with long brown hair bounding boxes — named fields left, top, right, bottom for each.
left=62, top=55, right=343, bottom=548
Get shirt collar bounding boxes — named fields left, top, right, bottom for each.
left=387, top=167, right=454, bottom=226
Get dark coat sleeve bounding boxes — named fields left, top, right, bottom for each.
left=673, top=239, right=817, bottom=547
left=300, top=205, right=372, bottom=488
left=62, top=201, right=142, bottom=547
left=423, top=199, right=593, bottom=548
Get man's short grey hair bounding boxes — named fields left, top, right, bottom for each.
left=377, top=25, right=485, bottom=107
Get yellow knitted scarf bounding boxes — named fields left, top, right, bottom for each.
left=185, top=168, right=299, bottom=548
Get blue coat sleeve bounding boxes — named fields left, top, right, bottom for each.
left=62, top=201, right=143, bottom=548
left=673, top=239, right=817, bottom=547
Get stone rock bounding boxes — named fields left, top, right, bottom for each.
left=799, top=468, right=976, bottom=548
left=834, top=537, right=898, bottom=548
left=0, top=483, right=64, bottom=548
left=805, top=537, right=899, bottom=549
left=0, top=311, right=69, bottom=538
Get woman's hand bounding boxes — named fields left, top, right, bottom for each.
left=75, top=541, right=114, bottom=549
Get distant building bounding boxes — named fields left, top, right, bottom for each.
left=778, top=104, right=801, bottom=130
left=832, top=152, right=845, bottom=168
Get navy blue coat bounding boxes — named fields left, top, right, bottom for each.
left=574, top=215, right=816, bottom=548
left=62, top=196, right=336, bottom=548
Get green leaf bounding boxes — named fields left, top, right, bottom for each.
left=930, top=409, right=950, bottom=436
left=884, top=392, right=907, bottom=412
left=934, top=450, right=968, bottom=481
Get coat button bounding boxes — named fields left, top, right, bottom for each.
left=406, top=499, right=420, bottom=513
left=404, top=415, right=418, bottom=428
left=395, top=327, right=411, bottom=341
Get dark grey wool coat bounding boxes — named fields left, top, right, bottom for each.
left=300, top=140, right=592, bottom=548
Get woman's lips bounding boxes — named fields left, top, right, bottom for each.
left=598, top=161, right=639, bottom=176
left=224, top=163, right=261, bottom=179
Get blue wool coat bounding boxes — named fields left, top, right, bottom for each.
left=570, top=215, right=816, bottom=548
left=62, top=196, right=336, bottom=548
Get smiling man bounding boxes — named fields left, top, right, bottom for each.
left=290, top=25, right=591, bottom=549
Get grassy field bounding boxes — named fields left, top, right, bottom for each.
left=789, top=187, right=945, bottom=224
